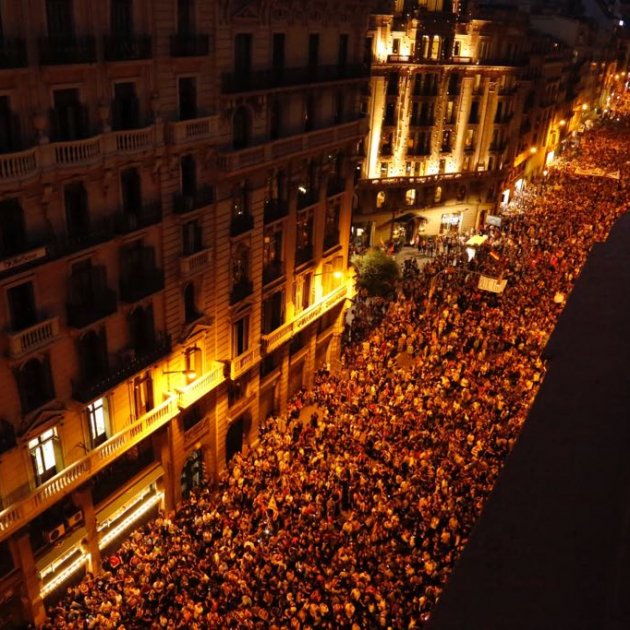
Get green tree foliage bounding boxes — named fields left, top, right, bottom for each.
left=354, top=248, right=400, bottom=297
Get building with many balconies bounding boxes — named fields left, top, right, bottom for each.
left=0, top=0, right=368, bottom=625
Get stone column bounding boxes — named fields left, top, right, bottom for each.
left=8, top=533, right=45, bottom=627
left=71, top=484, right=102, bottom=575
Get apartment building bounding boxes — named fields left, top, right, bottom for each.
left=352, top=1, right=610, bottom=246
left=0, top=0, right=368, bottom=625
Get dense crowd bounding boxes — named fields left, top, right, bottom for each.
left=44, top=115, right=630, bottom=629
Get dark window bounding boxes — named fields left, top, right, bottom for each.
left=183, top=283, right=200, bottom=323
left=0, top=96, right=19, bottom=153
left=46, top=0, right=74, bottom=37
left=234, top=33, right=252, bottom=76
left=233, top=106, right=251, bottom=149
left=178, top=77, right=197, bottom=120
left=262, top=291, right=284, bottom=334
left=269, top=99, right=281, bottom=139
left=338, top=34, right=348, bottom=67
left=121, top=168, right=142, bottom=213
left=64, top=182, right=90, bottom=239
left=364, top=36, right=373, bottom=65
left=51, top=89, right=86, bottom=141
left=16, top=357, right=55, bottom=414
left=129, top=303, right=155, bottom=356
left=77, top=328, right=108, bottom=383
left=182, top=219, right=202, bottom=256
left=0, top=199, right=26, bottom=257
left=112, top=82, right=139, bottom=130
left=7, top=282, right=37, bottom=331
left=177, top=0, right=193, bottom=34
left=272, top=33, right=285, bottom=76
left=232, top=316, right=249, bottom=357
left=308, top=33, right=319, bottom=69
left=180, top=154, right=197, bottom=197
left=304, top=95, right=315, bottom=132
left=111, top=0, right=133, bottom=36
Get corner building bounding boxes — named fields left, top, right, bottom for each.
left=0, top=0, right=368, bottom=625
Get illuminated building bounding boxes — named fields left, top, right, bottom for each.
left=0, top=0, right=368, bottom=624
left=353, top=1, right=615, bottom=244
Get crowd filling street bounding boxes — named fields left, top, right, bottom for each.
left=44, top=113, right=630, bottom=628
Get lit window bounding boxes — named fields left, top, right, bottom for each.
left=28, top=428, right=59, bottom=485
left=87, top=398, right=109, bottom=448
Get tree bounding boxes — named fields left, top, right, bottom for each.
left=354, top=248, right=400, bottom=297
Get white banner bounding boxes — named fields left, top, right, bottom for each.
left=478, top=275, right=508, bottom=294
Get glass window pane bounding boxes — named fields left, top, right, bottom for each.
left=42, top=440, right=56, bottom=470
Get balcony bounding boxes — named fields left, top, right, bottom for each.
left=0, top=392, right=179, bottom=539
left=230, top=347, right=259, bottom=380
left=0, top=38, right=27, bottom=69
left=119, top=268, right=164, bottom=303
left=114, top=202, right=162, bottom=234
left=295, top=244, right=314, bottom=266
left=264, top=198, right=288, bottom=224
left=0, top=147, right=38, bottom=184
left=217, top=116, right=367, bottom=175
left=230, top=212, right=254, bottom=237
left=176, top=362, right=225, bottom=410
left=103, top=35, right=152, bottom=61
left=180, top=248, right=211, bottom=277
left=167, top=115, right=218, bottom=146
left=50, top=136, right=102, bottom=168
left=261, top=284, right=347, bottom=354
left=222, top=63, right=369, bottom=94
left=47, top=219, right=114, bottom=259
left=230, top=278, right=254, bottom=304
left=38, top=36, right=96, bottom=65
left=263, top=260, right=284, bottom=285
left=6, top=316, right=60, bottom=359
left=172, top=186, right=214, bottom=215
left=66, top=289, right=117, bottom=329
left=112, top=125, right=155, bottom=153
left=72, top=334, right=171, bottom=404
left=170, top=33, right=210, bottom=57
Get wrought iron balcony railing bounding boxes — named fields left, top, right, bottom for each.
left=230, top=212, right=254, bottom=237
left=170, top=33, right=210, bottom=57
left=114, top=202, right=162, bottom=235
left=38, top=36, right=96, bottom=65
left=119, top=268, right=164, bottom=303
left=230, top=278, right=254, bottom=304
left=66, top=289, right=117, bottom=329
left=103, top=35, right=152, bottom=61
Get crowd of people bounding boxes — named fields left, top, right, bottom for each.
left=43, top=114, right=630, bottom=629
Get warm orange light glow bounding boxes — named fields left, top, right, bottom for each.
left=559, top=119, right=567, bottom=127
left=530, top=146, right=538, bottom=154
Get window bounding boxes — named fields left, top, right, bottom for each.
left=0, top=199, right=26, bottom=257
left=304, top=94, right=315, bottom=132
left=308, top=33, right=319, bottom=69
left=29, top=427, right=60, bottom=485
left=293, top=272, right=312, bottom=313
left=269, top=98, right=282, bottom=139
left=234, top=33, right=252, bottom=76
left=112, top=82, right=139, bottom=130
left=324, top=202, right=340, bottom=250
left=87, top=398, right=109, bottom=447
left=183, top=282, right=200, bottom=323
left=182, top=219, right=202, bottom=256
left=232, top=315, right=249, bottom=357
left=185, top=345, right=202, bottom=377
left=64, top=182, right=89, bottom=239
left=120, top=167, right=142, bottom=214
left=233, top=106, right=251, bottom=149
left=338, top=34, right=349, bottom=66
left=295, top=209, right=313, bottom=264
left=111, top=0, right=133, bottom=35
left=263, top=223, right=284, bottom=283
left=46, top=0, right=74, bottom=37
left=129, top=304, right=156, bottom=355
left=77, top=328, right=108, bottom=383
left=178, top=77, right=197, bottom=120
left=180, top=154, right=197, bottom=197
left=262, top=290, right=284, bottom=334
left=133, top=372, right=154, bottom=418
left=272, top=33, right=285, bottom=75
left=0, top=96, right=19, bottom=153
left=177, top=0, right=193, bottom=34
left=16, top=357, right=55, bottom=414
left=7, top=281, right=37, bottom=331
left=51, top=89, right=85, bottom=141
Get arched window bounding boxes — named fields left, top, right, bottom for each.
left=232, top=106, right=251, bottom=150
left=376, top=190, right=386, bottom=208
